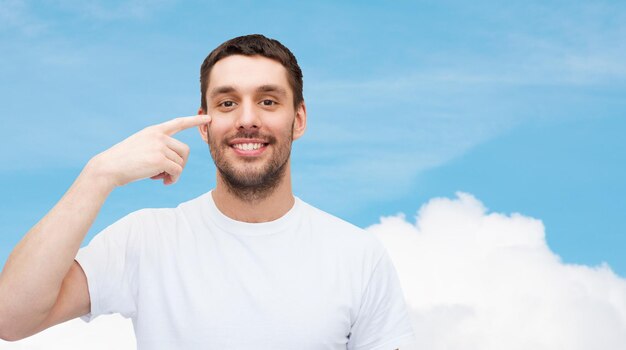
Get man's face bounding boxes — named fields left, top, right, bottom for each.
left=199, top=55, right=306, bottom=195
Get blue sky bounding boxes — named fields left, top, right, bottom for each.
left=1, top=0, right=625, bottom=276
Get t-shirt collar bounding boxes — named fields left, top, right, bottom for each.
left=202, top=190, right=302, bottom=236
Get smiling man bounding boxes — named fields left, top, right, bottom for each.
left=0, top=35, right=416, bottom=349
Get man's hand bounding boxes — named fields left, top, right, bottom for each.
left=0, top=114, right=212, bottom=341
left=89, top=114, right=211, bottom=188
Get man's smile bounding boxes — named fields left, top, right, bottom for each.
left=229, top=138, right=269, bottom=156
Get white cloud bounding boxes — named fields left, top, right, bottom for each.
left=368, top=192, right=626, bottom=350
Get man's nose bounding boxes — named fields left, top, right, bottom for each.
left=235, top=100, right=262, bottom=130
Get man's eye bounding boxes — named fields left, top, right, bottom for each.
left=261, top=99, right=276, bottom=106
left=217, top=101, right=237, bottom=108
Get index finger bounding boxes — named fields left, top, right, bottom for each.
left=159, top=114, right=211, bottom=135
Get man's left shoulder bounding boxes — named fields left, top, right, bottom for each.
left=299, top=199, right=385, bottom=252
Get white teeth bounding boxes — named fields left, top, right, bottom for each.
left=234, top=143, right=263, bottom=151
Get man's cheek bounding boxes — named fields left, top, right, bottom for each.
left=209, top=116, right=234, bottom=135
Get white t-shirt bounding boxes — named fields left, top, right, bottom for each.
left=76, top=191, right=416, bottom=349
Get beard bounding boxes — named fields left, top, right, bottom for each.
left=208, top=127, right=293, bottom=202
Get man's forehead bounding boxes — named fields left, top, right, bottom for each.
left=207, top=55, right=291, bottom=94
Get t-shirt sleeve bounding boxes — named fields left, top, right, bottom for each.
left=75, top=211, right=141, bottom=322
left=348, top=249, right=417, bottom=349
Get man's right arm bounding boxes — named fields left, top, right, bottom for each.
left=0, top=115, right=210, bottom=341
left=0, top=160, right=116, bottom=341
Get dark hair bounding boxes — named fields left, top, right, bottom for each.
left=200, top=34, right=304, bottom=111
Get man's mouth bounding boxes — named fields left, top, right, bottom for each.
left=228, top=138, right=270, bottom=156
left=233, top=142, right=266, bottom=151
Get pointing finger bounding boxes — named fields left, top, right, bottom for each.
left=159, top=114, right=211, bottom=136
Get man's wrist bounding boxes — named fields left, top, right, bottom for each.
left=82, top=155, right=118, bottom=194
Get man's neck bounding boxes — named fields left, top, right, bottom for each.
left=211, top=170, right=295, bottom=223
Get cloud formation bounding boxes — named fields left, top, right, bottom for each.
left=2, top=192, right=625, bottom=349
left=368, top=192, right=626, bottom=350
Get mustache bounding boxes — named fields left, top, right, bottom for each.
left=224, top=130, right=277, bottom=144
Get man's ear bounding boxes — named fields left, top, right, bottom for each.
left=197, top=107, right=209, bottom=143
left=292, top=101, right=307, bottom=141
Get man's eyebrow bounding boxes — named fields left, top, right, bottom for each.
left=209, top=86, right=236, bottom=99
left=257, top=84, right=287, bottom=97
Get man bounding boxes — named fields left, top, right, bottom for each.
left=0, top=34, right=416, bottom=349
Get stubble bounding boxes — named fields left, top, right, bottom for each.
left=207, top=125, right=293, bottom=202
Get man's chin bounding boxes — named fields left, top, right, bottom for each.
left=218, top=168, right=271, bottom=187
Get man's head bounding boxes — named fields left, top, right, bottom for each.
left=200, top=34, right=304, bottom=112
left=198, top=35, right=306, bottom=201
